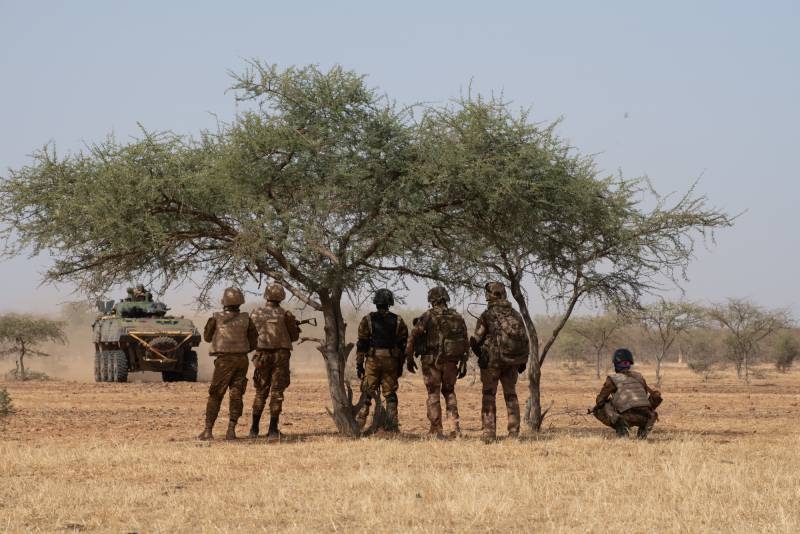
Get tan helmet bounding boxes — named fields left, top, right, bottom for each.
left=221, top=287, right=245, bottom=307
left=484, top=281, right=507, bottom=302
left=427, top=286, right=450, bottom=305
left=264, top=283, right=286, bottom=302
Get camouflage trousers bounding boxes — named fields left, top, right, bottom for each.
left=480, top=365, right=520, bottom=439
left=356, top=351, right=400, bottom=431
left=421, top=355, right=459, bottom=433
left=252, top=349, right=291, bottom=417
left=594, top=403, right=657, bottom=436
left=205, top=354, right=249, bottom=425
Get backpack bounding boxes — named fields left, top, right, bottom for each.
left=429, top=308, right=469, bottom=362
left=489, top=306, right=529, bottom=365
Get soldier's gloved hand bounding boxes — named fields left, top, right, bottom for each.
left=469, top=336, right=481, bottom=357
left=517, top=362, right=526, bottom=374
left=457, top=359, right=468, bottom=379
left=356, top=361, right=365, bottom=379
left=406, top=357, right=417, bottom=374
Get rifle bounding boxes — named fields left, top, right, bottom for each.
left=296, top=317, right=318, bottom=327
left=587, top=400, right=607, bottom=415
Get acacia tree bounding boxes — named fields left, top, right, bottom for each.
left=707, top=298, right=791, bottom=382
left=0, top=62, right=437, bottom=435
left=402, top=95, right=733, bottom=430
left=569, top=312, right=628, bottom=379
left=636, top=299, right=703, bottom=386
left=0, top=314, right=66, bottom=380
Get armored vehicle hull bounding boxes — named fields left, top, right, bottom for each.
left=92, top=300, right=201, bottom=383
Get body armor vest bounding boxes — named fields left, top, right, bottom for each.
left=609, top=371, right=651, bottom=412
left=370, top=312, right=398, bottom=349
left=210, top=311, right=251, bottom=354
left=252, top=305, right=292, bottom=350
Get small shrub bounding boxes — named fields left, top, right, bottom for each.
left=774, top=333, right=800, bottom=373
left=0, top=387, right=12, bottom=416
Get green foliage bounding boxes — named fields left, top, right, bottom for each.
left=0, top=313, right=66, bottom=380
left=0, top=313, right=66, bottom=347
left=707, top=299, right=792, bottom=381
left=0, top=386, right=12, bottom=416
left=773, top=331, right=800, bottom=373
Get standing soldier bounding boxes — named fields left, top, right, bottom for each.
left=355, top=289, right=408, bottom=433
left=405, top=287, right=469, bottom=439
left=591, top=348, right=662, bottom=439
left=197, top=287, right=258, bottom=441
left=469, top=282, right=529, bottom=443
left=248, top=283, right=301, bottom=442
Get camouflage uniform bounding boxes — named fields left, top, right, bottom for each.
left=594, top=369, right=660, bottom=438
left=355, top=305, right=408, bottom=432
left=198, top=290, right=258, bottom=441
left=471, top=284, right=527, bottom=441
left=406, top=300, right=468, bottom=438
left=249, top=300, right=300, bottom=439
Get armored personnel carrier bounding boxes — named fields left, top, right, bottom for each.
left=92, top=293, right=201, bottom=383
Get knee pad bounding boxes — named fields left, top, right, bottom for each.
left=482, top=388, right=495, bottom=397
left=385, top=392, right=398, bottom=404
left=441, top=384, right=455, bottom=395
left=426, top=384, right=441, bottom=395
left=504, top=393, right=518, bottom=403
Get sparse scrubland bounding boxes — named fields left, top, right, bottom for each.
left=2, top=362, right=799, bottom=533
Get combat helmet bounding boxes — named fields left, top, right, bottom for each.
left=264, top=283, right=286, bottom=303
left=427, top=286, right=450, bottom=305
left=612, top=348, right=634, bottom=372
left=373, top=288, right=394, bottom=308
left=221, top=287, right=245, bottom=307
left=484, top=282, right=507, bottom=302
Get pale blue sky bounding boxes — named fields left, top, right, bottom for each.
left=1, top=1, right=798, bottom=314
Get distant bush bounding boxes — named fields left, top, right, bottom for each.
left=0, top=387, right=12, bottom=416
left=774, top=332, right=800, bottom=373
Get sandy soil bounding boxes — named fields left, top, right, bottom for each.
left=1, top=362, right=799, bottom=532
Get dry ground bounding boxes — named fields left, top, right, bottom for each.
left=1, top=361, right=800, bottom=533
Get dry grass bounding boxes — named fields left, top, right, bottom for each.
left=2, top=363, right=800, bottom=533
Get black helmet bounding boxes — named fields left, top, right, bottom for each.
left=427, top=286, right=450, bottom=305
left=613, top=348, right=634, bottom=371
left=373, top=288, right=394, bottom=308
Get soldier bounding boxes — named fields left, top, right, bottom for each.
left=592, top=348, right=662, bottom=439
left=248, top=283, right=301, bottom=442
left=355, top=289, right=408, bottom=433
left=197, top=287, right=258, bottom=441
left=405, top=287, right=469, bottom=439
left=131, top=284, right=152, bottom=302
left=469, top=282, right=529, bottom=443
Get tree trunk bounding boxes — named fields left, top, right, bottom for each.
left=19, top=341, right=26, bottom=380
left=655, top=348, right=665, bottom=387
left=744, top=353, right=750, bottom=383
left=595, top=349, right=602, bottom=379
left=319, top=290, right=360, bottom=436
left=507, top=278, right=543, bottom=430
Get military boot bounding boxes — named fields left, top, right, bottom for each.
left=225, top=420, right=237, bottom=440
left=197, top=425, right=214, bottom=441
left=266, top=415, right=281, bottom=443
left=384, top=399, right=400, bottom=433
left=613, top=419, right=629, bottom=438
left=428, top=424, right=446, bottom=441
left=248, top=412, right=262, bottom=438
left=450, top=421, right=462, bottom=439
left=197, top=398, right=220, bottom=440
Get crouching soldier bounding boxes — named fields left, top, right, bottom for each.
left=248, top=283, right=300, bottom=442
left=198, top=287, right=258, bottom=440
left=591, top=348, right=662, bottom=439
left=470, top=282, right=530, bottom=443
left=405, top=286, right=469, bottom=439
left=355, top=289, right=408, bottom=433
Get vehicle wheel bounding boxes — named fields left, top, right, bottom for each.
left=94, top=351, right=102, bottom=382
left=100, top=351, right=110, bottom=382
left=161, top=371, right=181, bottom=382
left=109, top=350, right=128, bottom=383
left=182, top=350, right=198, bottom=382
